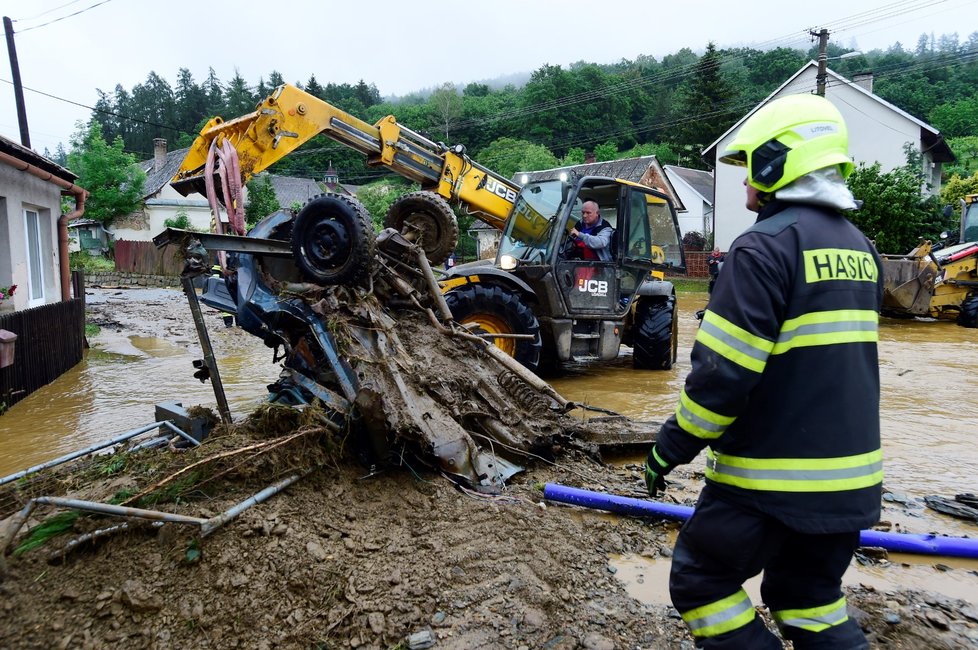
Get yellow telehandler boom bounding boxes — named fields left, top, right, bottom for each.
left=171, top=84, right=519, bottom=230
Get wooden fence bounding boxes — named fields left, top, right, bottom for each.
left=0, top=298, right=85, bottom=410
left=115, top=240, right=184, bottom=276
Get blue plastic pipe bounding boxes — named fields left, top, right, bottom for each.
left=543, top=483, right=978, bottom=560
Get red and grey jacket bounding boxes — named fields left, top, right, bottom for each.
left=656, top=200, right=884, bottom=533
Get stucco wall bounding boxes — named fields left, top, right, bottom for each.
left=712, top=67, right=944, bottom=250
left=0, top=164, right=64, bottom=309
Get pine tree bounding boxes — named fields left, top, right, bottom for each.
left=673, top=42, right=738, bottom=154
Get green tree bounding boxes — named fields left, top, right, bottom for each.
left=476, top=138, right=559, bottom=179
left=593, top=141, right=619, bottom=162
left=673, top=42, right=738, bottom=153
left=945, top=136, right=978, bottom=177
left=940, top=172, right=978, bottom=209
left=928, top=95, right=978, bottom=138
left=847, top=150, right=947, bottom=253
left=225, top=70, right=255, bottom=116
left=244, top=174, right=281, bottom=228
left=356, top=178, right=416, bottom=230
left=560, top=147, right=586, bottom=166
left=429, top=82, right=463, bottom=140
left=67, top=122, right=145, bottom=226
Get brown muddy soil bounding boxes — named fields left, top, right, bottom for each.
left=0, top=288, right=976, bottom=649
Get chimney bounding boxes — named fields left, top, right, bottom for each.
left=153, top=138, right=167, bottom=172
left=584, top=151, right=596, bottom=164
left=853, top=72, right=874, bottom=93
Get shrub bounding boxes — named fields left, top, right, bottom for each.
left=682, top=230, right=708, bottom=250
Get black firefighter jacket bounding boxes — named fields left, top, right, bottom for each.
left=656, top=200, right=884, bottom=534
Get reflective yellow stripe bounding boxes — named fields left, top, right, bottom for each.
left=774, top=597, right=849, bottom=632
left=803, top=249, right=879, bottom=283
left=681, top=589, right=756, bottom=637
left=772, top=310, right=878, bottom=354
left=697, top=311, right=773, bottom=373
left=706, top=449, right=883, bottom=492
left=675, top=389, right=736, bottom=440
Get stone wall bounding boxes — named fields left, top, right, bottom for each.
left=86, top=271, right=181, bottom=288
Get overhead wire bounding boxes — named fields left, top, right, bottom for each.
left=10, top=0, right=89, bottom=22
left=12, top=0, right=114, bottom=33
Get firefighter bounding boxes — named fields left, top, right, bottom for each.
left=645, top=94, right=883, bottom=649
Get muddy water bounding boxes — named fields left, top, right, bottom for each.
left=552, top=292, right=978, bottom=604
left=0, top=329, right=281, bottom=478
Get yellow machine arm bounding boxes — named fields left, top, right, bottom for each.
left=171, top=84, right=519, bottom=230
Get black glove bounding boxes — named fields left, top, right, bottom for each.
left=644, top=445, right=674, bottom=498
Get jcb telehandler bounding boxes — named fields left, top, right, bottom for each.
left=880, top=194, right=978, bottom=327
left=170, top=84, right=686, bottom=371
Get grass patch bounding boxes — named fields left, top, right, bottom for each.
left=14, top=511, right=79, bottom=556
left=84, top=322, right=101, bottom=337
left=69, top=251, right=114, bottom=273
left=670, top=277, right=710, bottom=293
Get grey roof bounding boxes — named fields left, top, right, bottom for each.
left=0, top=133, right=77, bottom=183
left=139, top=147, right=190, bottom=198
left=513, top=155, right=686, bottom=212
left=268, top=174, right=324, bottom=207
left=664, top=165, right=714, bottom=205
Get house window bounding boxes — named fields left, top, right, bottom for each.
left=24, top=208, right=45, bottom=304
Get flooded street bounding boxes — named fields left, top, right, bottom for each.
left=0, top=289, right=281, bottom=477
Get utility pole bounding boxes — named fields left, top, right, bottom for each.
left=3, top=16, right=30, bottom=148
left=811, top=28, right=830, bottom=97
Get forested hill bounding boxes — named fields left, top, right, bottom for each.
left=81, top=34, right=978, bottom=182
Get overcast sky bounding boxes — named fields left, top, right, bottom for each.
left=2, top=0, right=977, bottom=157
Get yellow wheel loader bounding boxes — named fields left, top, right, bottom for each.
left=880, top=194, right=978, bottom=327
left=170, top=84, right=686, bottom=371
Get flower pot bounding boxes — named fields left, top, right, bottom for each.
left=0, top=329, right=16, bottom=368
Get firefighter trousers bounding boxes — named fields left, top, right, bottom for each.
left=669, top=485, right=868, bottom=649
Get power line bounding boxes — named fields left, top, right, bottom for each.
left=0, top=77, right=194, bottom=136
left=12, top=0, right=89, bottom=22
left=13, top=0, right=114, bottom=33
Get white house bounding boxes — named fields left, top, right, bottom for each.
left=0, top=134, right=85, bottom=309
left=664, top=165, right=714, bottom=239
left=110, top=139, right=222, bottom=242
left=704, top=62, right=956, bottom=250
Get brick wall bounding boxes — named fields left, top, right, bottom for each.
left=685, top=250, right=710, bottom=278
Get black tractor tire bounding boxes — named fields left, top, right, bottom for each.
left=291, top=194, right=375, bottom=286
left=633, top=295, right=678, bottom=370
left=384, top=191, right=459, bottom=267
left=445, top=283, right=542, bottom=371
left=957, top=293, right=978, bottom=328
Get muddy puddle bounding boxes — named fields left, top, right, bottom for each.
left=0, top=328, right=281, bottom=477
left=609, top=547, right=978, bottom=606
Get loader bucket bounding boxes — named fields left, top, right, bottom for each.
left=880, top=257, right=936, bottom=316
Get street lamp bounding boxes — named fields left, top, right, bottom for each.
left=818, top=52, right=863, bottom=95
